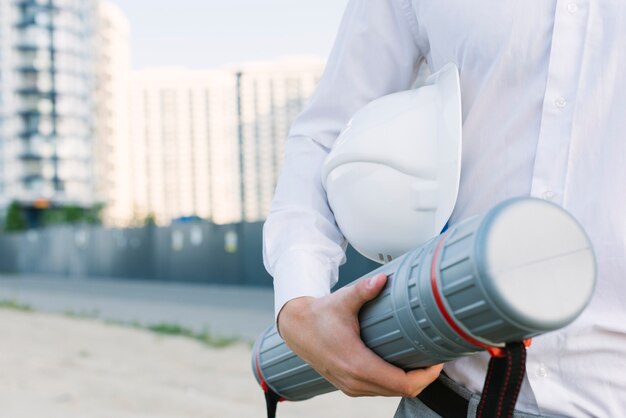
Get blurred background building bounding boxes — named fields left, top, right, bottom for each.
left=127, top=57, right=324, bottom=226
left=0, top=0, right=326, bottom=228
left=128, top=69, right=240, bottom=225
left=94, top=0, right=130, bottom=227
left=0, top=0, right=97, bottom=224
left=236, top=57, right=324, bottom=222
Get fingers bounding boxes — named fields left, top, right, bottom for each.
left=331, top=334, right=443, bottom=398
left=357, top=363, right=442, bottom=398
left=401, top=364, right=444, bottom=397
left=337, top=273, right=388, bottom=313
left=278, top=280, right=443, bottom=399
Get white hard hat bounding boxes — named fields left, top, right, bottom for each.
left=321, top=63, right=462, bottom=263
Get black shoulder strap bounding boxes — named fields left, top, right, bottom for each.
left=264, top=387, right=282, bottom=418
left=476, top=341, right=527, bottom=418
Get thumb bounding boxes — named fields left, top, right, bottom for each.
left=341, top=273, right=388, bottom=313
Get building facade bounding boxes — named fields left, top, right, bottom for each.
left=0, top=0, right=97, bottom=214
left=129, top=69, right=241, bottom=225
left=126, top=57, right=325, bottom=226
left=93, top=0, right=130, bottom=226
left=236, top=57, right=324, bottom=222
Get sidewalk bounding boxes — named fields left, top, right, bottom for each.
left=0, top=309, right=400, bottom=418
left=0, top=274, right=274, bottom=341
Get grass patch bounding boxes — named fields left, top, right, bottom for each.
left=1, top=299, right=238, bottom=348
left=63, top=309, right=100, bottom=319
left=0, top=299, right=33, bottom=312
left=146, top=322, right=238, bottom=348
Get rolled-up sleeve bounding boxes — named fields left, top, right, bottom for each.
left=263, top=0, right=424, bottom=319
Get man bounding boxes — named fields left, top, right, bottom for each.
left=263, top=0, right=626, bottom=416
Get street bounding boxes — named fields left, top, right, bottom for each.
left=0, top=275, right=274, bottom=341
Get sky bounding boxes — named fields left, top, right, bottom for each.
left=111, top=0, right=349, bottom=69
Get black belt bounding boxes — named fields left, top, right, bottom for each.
left=417, top=376, right=469, bottom=417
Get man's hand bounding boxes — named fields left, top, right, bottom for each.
left=277, top=273, right=443, bottom=397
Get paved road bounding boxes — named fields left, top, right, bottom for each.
left=0, top=274, right=274, bottom=341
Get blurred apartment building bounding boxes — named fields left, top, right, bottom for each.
left=128, top=69, right=241, bottom=225
left=93, top=0, right=130, bottom=226
left=236, top=57, right=323, bottom=222
left=128, top=57, right=325, bottom=225
left=0, top=0, right=97, bottom=217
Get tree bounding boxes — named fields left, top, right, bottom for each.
left=5, top=201, right=27, bottom=232
left=41, top=204, right=104, bottom=226
left=144, top=213, right=157, bottom=227
left=84, top=203, right=105, bottom=225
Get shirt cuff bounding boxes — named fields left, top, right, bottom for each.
left=272, top=250, right=337, bottom=322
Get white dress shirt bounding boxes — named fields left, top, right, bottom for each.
left=262, top=0, right=626, bottom=416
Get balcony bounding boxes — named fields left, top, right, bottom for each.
left=16, top=89, right=88, bottom=102
left=16, top=43, right=85, bottom=57
left=15, top=21, right=85, bottom=38
left=15, top=64, right=40, bottom=74
left=18, top=127, right=55, bottom=140
left=16, top=0, right=85, bottom=15
left=17, top=109, right=52, bottom=118
left=15, top=43, right=39, bottom=52
left=16, top=86, right=55, bottom=96
left=19, top=150, right=44, bottom=161
left=15, top=0, right=57, bottom=10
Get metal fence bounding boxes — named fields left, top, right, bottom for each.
left=0, top=221, right=379, bottom=287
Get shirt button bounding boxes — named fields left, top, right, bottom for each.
left=555, top=97, right=568, bottom=109
left=542, top=190, right=555, bottom=200
left=537, top=364, right=548, bottom=378
left=567, top=2, right=579, bottom=14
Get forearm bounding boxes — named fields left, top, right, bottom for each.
left=263, top=136, right=347, bottom=319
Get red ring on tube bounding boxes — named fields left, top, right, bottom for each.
left=255, top=346, right=286, bottom=401
left=430, top=234, right=508, bottom=357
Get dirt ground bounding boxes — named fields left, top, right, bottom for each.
left=0, top=309, right=400, bottom=418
